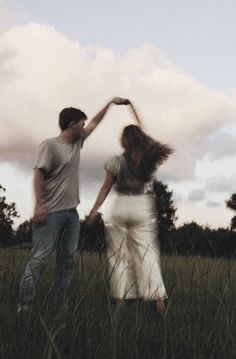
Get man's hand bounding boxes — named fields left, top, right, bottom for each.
left=85, top=211, right=100, bottom=226
left=33, top=203, right=47, bottom=223
left=111, top=97, right=130, bottom=105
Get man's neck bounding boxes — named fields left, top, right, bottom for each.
left=58, top=131, right=74, bottom=143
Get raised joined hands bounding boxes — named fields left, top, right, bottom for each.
left=111, top=97, right=130, bottom=105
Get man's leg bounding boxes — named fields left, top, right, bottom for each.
left=54, top=209, right=80, bottom=305
left=18, top=213, right=64, bottom=307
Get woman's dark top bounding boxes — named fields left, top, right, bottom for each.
left=104, top=155, right=154, bottom=195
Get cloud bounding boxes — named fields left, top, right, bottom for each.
left=187, top=188, right=206, bottom=202
left=206, top=200, right=222, bottom=208
left=172, top=191, right=183, bottom=203
left=0, top=22, right=236, bottom=184
left=203, top=132, right=236, bottom=160
left=205, top=174, right=236, bottom=194
left=0, top=1, right=8, bottom=18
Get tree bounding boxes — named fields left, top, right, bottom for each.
left=226, top=194, right=236, bottom=211
left=165, top=222, right=236, bottom=258
left=15, top=220, right=32, bottom=246
left=226, top=194, right=236, bottom=231
left=0, top=185, right=19, bottom=246
left=230, top=216, right=236, bottom=232
left=153, top=180, right=177, bottom=242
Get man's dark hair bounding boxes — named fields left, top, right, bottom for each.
left=59, top=107, right=87, bottom=130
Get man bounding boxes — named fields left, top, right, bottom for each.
left=17, top=97, right=128, bottom=312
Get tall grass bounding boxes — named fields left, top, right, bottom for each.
left=0, top=249, right=236, bottom=359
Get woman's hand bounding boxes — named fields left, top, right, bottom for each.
left=85, top=171, right=115, bottom=226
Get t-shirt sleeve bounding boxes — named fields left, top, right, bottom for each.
left=104, top=156, right=120, bottom=176
left=34, top=141, right=53, bottom=173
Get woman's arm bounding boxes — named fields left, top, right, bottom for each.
left=86, top=171, right=116, bottom=224
left=128, top=101, right=142, bottom=127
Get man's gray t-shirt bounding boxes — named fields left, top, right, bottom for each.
left=34, top=137, right=84, bottom=213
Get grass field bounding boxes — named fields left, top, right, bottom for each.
left=0, top=249, right=236, bottom=359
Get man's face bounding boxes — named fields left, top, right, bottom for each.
left=71, top=119, right=85, bottom=140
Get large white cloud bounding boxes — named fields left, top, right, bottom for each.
left=0, top=22, right=236, bottom=183
left=0, top=0, right=12, bottom=22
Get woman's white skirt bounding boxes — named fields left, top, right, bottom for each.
left=105, top=194, right=167, bottom=300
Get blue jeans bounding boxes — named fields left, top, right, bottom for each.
left=19, top=209, right=80, bottom=306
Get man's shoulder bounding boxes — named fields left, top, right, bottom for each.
left=39, top=137, right=58, bottom=147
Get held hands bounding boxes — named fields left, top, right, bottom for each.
left=110, top=97, right=141, bottom=125
left=85, top=211, right=102, bottom=226
left=111, top=97, right=130, bottom=105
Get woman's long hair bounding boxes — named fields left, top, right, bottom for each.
left=122, top=125, right=173, bottom=182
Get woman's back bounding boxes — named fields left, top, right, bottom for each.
left=104, top=154, right=154, bottom=195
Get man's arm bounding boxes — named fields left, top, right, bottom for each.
left=84, top=97, right=129, bottom=139
left=33, top=168, right=47, bottom=222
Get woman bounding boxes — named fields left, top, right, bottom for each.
left=87, top=113, right=173, bottom=315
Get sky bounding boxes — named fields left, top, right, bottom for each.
left=0, top=0, right=236, bottom=228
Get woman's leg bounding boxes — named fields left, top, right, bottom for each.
left=156, top=299, right=166, bottom=315
left=127, top=196, right=167, bottom=308
left=106, top=223, right=138, bottom=300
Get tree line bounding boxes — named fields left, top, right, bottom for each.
left=0, top=183, right=235, bottom=258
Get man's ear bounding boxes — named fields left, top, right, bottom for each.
left=69, top=120, right=76, bottom=129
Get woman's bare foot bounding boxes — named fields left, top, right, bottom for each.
left=116, top=299, right=125, bottom=311
left=156, top=299, right=166, bottom=316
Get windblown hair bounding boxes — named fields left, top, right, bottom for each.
left=122, top=125, right=173, bottom=182
left=59, top=107, right=87, bottom=130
